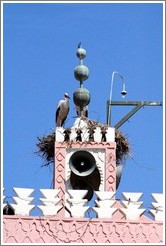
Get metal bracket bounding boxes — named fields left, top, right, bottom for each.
left=107, top=100, right=162, bottom=128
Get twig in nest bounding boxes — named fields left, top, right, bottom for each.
left=35, top=131, right=55, bottom=165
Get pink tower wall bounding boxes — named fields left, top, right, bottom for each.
left=53, top=141, right=116, bottom=218
left=54, top=141, right=117, bottom=193
left=3, top=213, right=163, bottom=243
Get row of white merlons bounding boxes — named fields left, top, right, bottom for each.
left=55, top=125, right=115, bottom=142
left=3, top=188, right=163, bottom=221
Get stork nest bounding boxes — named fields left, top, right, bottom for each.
left=35, top=118, right=130, bottom=167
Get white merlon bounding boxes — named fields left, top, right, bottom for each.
left=81, top=129, right=89, bottom=142
left=106, top=127, right=115, bottom=142
left=95, top=200, right=116, bottom=208
left=95, top=191, right=115, bottom=200
left=38, top=205, right=63, bottom=216
left=13, top=187, right=34, bottom=198
left=120, top=192, right=145, bottom=220
left=94, top=127, right=101, bottom=142
left=13, top=196, right=34, bottom=205
left=55, top=127, right=65, bottom=141
left=67, top=189, right=88, bottom=199
left=151, top=202, right=163, bottom=210
left=10, top=187, right=35, bottom=216
left=66, top=190, right=89, bottom=218
left=40, top=197, right=61, bottom=206
left=67, top=198, right=88, bottom=206
left=120, top=208, right=146, bottom=220
left=9, top=204, right=35, bottom=216
left=121, top=201, right=143, bottom=209
left=69, top=205, right=90, bottom=218
left=38, top=189, right=62, bottom=216
left=93, top=191, right=116, bottom=218
left=151, top=193, right=163, bottom=204
left=149, top=193, right=163, bottom=221
left=149, top=208, right=163, bottom=221
left=92, top=207, right=117, bottom=219
left=70, top=128, right=77, bottom=141
left=122, top=192, right=143, bottom=202
left=39, top=189, right=60, bottom=199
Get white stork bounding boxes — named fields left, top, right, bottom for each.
left=56, top=93, right=70, bottom=127
left=76, top=105, right=88, bottom=118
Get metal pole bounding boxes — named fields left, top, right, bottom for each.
left=107, top=71, right=126, bottom=125
left=107, top=103, right=111, bottom=126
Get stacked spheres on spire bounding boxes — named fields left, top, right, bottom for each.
left=73, top=43, right=90, bottom=115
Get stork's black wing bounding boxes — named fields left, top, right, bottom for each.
left=85, top=109, right=88, bottom=118
left=56, top=106, right=60, bottom=124
left=61, top=107, right=69, bottom=127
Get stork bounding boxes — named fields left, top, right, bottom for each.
left=56, top=93, right=70, bottom=127
left=76, top=105, right=88, bottom=118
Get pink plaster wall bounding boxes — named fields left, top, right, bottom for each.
left=3, top=214, right=163, bottom=243
left=54, top=141, right=116, bottom=195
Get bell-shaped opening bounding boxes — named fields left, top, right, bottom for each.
left=69, top=150, right=96, bottom=177
left=70, top=167, right=101, bottom=201
left=68, top=150, right=101, bottom=218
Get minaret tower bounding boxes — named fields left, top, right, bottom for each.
left=54, top=44, right=116, bottom=216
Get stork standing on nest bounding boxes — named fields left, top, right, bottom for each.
left=56, top=93, right=70, bottom=127
left=76, top=105, right=88, bottom=118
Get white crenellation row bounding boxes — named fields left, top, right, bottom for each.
left=56, top=126, right=115, bottom=143
left=56, top=117, right=115, bottom=143
left=3, top=188, right=164, bottom=221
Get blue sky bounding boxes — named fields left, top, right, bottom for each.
left=2, top=2, right=164, bottom=216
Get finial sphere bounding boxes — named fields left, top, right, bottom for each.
left=76, top=48, right=86, bottom=59
left=73, top=87, right=90, bottom=107
left=74, top=65, right=89, bottom=81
